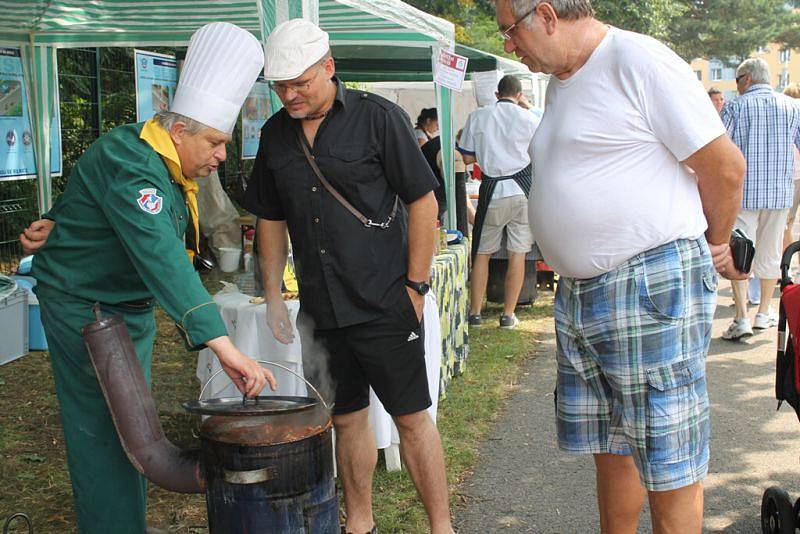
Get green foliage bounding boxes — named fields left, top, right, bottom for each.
left=409, top=0, right=800, bottom=62
left=670, top=0, right=800, bottom=62
left=594, top=0, right=686, bottom=42
left=406, top=0, right=510, bottom=57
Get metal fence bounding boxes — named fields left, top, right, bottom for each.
left=0, top=182, right=37, bottom=274
left=4, top=46, right=254, bottom=272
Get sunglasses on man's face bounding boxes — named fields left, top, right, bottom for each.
left=736, top=74, right=748, bottom=83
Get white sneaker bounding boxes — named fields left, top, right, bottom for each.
left=722, top=318, right=754, bottom=341
left=753, top=312, right=778, bottom=330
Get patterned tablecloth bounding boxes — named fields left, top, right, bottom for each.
left=430, top=239, right=470, bottom=397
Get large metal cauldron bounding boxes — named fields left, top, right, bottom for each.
left=186, top=364, right=339, bottom=534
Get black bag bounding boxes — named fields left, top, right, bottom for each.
left=730, top=229, right=755, bottom=273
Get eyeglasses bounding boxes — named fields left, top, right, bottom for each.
left=269, top=61, right=325, bottom=94
left=736, top=74, right=747, bottom=83
left=500, top=5, right=538, bottom=41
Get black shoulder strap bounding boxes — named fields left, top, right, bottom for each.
left=295, top=128, right=398, bottom=229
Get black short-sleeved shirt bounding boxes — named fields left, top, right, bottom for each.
left=244, top=78, right=439, bottom=329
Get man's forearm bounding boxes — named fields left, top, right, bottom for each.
left=256, top=218, right=289, bottom=300
left=407, top=192, right=438, bottom=282
left=685, top=135, right=746, bottom=245
left=699, top=177, right=743, bottom=245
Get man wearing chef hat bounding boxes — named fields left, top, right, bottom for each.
left=244, top=18, right=454, bottom=534
left=23, top=23, right=276, bottom=533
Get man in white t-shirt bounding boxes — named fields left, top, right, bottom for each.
left=458, top=75, right=539, bottom=329
left=496, top=0, right=746, bottom=531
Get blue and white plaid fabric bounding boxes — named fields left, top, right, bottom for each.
left=721, top=84, right=800, bottom=210
left=555, top=237, right=717, bottom=492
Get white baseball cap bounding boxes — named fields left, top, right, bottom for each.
left=264, top=19, right=330, bottom=81
left=171, top=22, right=264, bottom=134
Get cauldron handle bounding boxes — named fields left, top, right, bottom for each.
left=3, top=513, right=33, bottom=534
left=198, top=360, right=331, bottom=411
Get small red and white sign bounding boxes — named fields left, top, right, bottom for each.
left=137, top=188, right=163, bottom=215
left=435, top=49, right=468, bottom=92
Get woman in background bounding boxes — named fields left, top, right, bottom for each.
left=414, top=107, right=438, bottom=146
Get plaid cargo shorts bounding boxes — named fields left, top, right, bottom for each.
left=555, top=237, right=718, bottom=492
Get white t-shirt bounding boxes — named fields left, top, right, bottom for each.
left=530, top=27, right=725, bottom=279
left=460, top=100, right=540, bottom=199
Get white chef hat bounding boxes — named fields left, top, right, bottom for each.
left=263, top=19, right=330, bottom=81
left=171, top=22, right=264, bottom=134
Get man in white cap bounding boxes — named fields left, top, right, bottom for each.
left=244, top=19, right=454, bottom=534
left=21, top=23, right=275, bottom=533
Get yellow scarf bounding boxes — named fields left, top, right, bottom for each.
left=139, top=119, right=200, bottom=260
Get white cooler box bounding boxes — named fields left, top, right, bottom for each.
left=0, top=287, right=28, bottom=365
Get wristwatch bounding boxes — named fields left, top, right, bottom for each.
left=405, top=278, right=430, bottom=296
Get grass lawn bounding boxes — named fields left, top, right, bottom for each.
left=0, top=277, right=553, bottom=533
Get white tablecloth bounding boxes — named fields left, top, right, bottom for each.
left=196, top=287, right=307, bottom=400
left=196, top=287, right=442, bottom=454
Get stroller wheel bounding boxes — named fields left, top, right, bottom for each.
left=762, top=487, right=796, bottom=534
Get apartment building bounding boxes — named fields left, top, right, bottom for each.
left=691, top=44, right=797, bottom=100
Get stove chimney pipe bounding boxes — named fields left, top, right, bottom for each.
left=82, top=309, right=204, bottom=494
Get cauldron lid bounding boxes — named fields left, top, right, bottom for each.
left=182, top=395, right=318, bottom=416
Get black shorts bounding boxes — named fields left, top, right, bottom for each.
left=301, top=286, right=431, bottom=417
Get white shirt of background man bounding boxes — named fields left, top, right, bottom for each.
left=459, top=99, right=540, bottom=200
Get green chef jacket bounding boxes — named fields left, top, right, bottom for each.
left=32, top=121, right=227, bottom=347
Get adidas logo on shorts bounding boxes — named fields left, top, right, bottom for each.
left=407, top=331, right=419, bottom=342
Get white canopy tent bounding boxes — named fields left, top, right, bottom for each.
left=0, top=0, right=463, bottom=226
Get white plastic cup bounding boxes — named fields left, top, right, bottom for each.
left=218, top=247, right=242, bottom=273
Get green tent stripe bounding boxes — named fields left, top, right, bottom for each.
left=327, top=31, right=434, bottom=42
left=5, top=0, right=455, bottom=210
left=436, top=82, right=455, bottom=230
left=21, top=44, right=57, bottom=212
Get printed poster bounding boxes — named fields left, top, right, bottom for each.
left=134, top=50, right=177, bottom=122
left=434, top=49, right=469, bottom=92
left=0, top=47, right=62, bottom=181
left=472, top=70, right=504, bottom=107
left=241, top=79, right=271, bottom=159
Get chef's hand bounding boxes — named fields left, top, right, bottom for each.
left=708, top=242, right=749, bottom=281
left=207, top=336, right=277, bottom=397
left=406, top=286, right=425, bottom=322
left=266, top=295, right=295, bottom=345
left=19, top=218, right=54, bottom=255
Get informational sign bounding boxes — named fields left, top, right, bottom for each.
left=241, top=79, right=271, bottom=159
left=0, top=47, right=62, bottom=181
left=472, top=70, right=504, bottom=107
left=134, top=50, right=177, bottom=122
left=434, top=49, right=468, bottom=92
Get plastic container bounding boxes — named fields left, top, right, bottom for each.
left=12, top=276, right=47, bottom=351
left=17, top=255, right=33, bottom=274
left=0, top=287, right=28, bottom=365
left=218, top=247, right=242, bottom=273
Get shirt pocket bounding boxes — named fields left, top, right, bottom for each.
left=326, top=143, right=379, bottom=184
left=645, top=357, right=710, bottom=465
left=267, top=152, right=306, bottom=200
